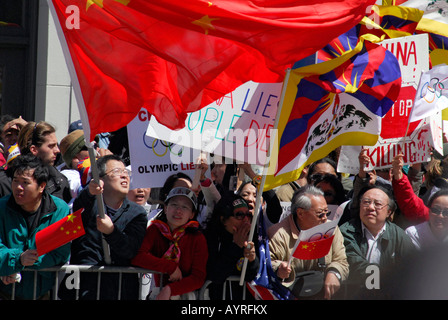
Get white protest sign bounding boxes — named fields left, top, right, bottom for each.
left=338, top=34, right=436, bottom=174
left=127, top=109, right=205, bottom=188
left=298, top=218, right=339, bottom=242
left=146, top=81, right=283, bottom=166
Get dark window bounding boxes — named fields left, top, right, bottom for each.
left=0, top=0, right=38, bottom=119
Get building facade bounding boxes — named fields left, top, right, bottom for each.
left=1, top=0, right=79, bottom=142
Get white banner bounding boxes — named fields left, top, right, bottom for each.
left=146, top=81, right=283, bottom=165
left=127, top=109, right=204, bottom=188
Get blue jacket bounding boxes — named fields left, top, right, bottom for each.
left=0, top=193, right=71, bottom=299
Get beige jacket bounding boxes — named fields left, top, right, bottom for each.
left=268, top=214, right=349, bottom=287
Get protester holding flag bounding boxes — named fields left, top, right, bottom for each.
left=268, top=186, right=348, bottom=300
left=340, top=185, right=415, bottom=299
left=203, top=193, right=259, bottom=300
left=0, top=154, right=71, bottom=299
left=59, top=154, right=147, bottom=300
left=237, top=164, right=283, bottom=228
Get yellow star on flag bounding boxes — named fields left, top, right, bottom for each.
left=192, top=15, right=219, bottom=35
left=86, top=0, right=130, bottom=11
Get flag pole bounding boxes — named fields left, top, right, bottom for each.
left=287, top=237, right=301, bottom=268
left=49, top=0, right=112, bottom=264
left=88, top=145, right=112, bottom=265
left=401, top=119, right=411, bottom=152
left=401, top=70, right=424, bottom=153
left=239, top=68, right=292, bottom=286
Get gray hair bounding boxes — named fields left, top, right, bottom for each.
left=291, top=185, right=324, bottom=216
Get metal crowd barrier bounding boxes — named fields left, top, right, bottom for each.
left=198, top=276, right=247, bottom=300
left=10, top=265, right=163, bottom=300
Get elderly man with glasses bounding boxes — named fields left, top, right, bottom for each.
left=340, top=185, right=415, bottom=299
left=268, top=185, right=349, bottom=300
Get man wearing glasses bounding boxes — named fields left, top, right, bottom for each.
left=340, top=185, right=415, bottom=299
left=59, top=154, right=147, bottom=300
left=268, top=185, right=349, bottom=300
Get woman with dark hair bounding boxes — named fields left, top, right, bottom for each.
left=203, top=192, right=258, bottom=300
left=132, top=187, right=208, bottom=300
left=313, top=173, right=350, bottom=226
left=405, top=188, right=448, bottom=250
left=313, top=173, right=347, bottom=206
left=236, top=180, right=283, bottom=228
left=159, top=172, right=193, bottom=202
left=147, top=172, right=193, bottom=223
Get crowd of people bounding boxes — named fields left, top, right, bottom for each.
left=0, top=114, right=447, bottom=300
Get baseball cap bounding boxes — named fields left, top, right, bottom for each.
left=68, top=120, right=83, bottom=133
left=232, top=197, right=248, bottom=212
left=165, top=187, right=198, bottom=211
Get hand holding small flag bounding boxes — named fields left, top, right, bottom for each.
left=35, top=208, right=85, bottom=256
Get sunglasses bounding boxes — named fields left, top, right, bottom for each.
left=233, top=211, right=252, bottom=220
left=309, top=174, right=323, bottom=182
left=314, top=210, right=331, bottom=219
left=430, top=206, right=448, bottom=217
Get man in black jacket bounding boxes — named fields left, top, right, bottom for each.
left=59, top=154, right=147, bottom=300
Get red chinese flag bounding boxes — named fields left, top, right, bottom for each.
left=292, top=235, right=335, bottom=260
left=49, top=0, right=376, bottom=141
left=35, top=208, right=85, bottom=256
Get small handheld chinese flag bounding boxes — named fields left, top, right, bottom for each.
left=292, top=235, right=335, bottom=260
left=35, top=208, right=85, bottom=256
left=292, top=219, right=338, bottom=260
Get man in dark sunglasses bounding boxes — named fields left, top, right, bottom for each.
left=268, top=185, right=348, bottom=300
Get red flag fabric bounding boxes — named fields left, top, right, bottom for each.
left=49, top=0, right=376, bottom=141
left=292, top=235, right=335, bottom=260
left=246, top=282, right=278, bottom=300
left=35, top=208, right=85, bottom=256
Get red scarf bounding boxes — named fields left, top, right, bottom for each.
left=152, top=220, right=199, bottom=263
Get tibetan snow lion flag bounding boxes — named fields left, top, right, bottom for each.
left=358, top=4, right=423, bottom=40
left=48, top=0, right=376, bottom=142
left=265, top=31, right=401, bottom=190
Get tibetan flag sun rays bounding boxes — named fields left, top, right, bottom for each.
left=48, top=0, right=376, bottom=142
left=265, top=31, right=401, bottom=190
left=387, top=0, right=448, bottom=66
